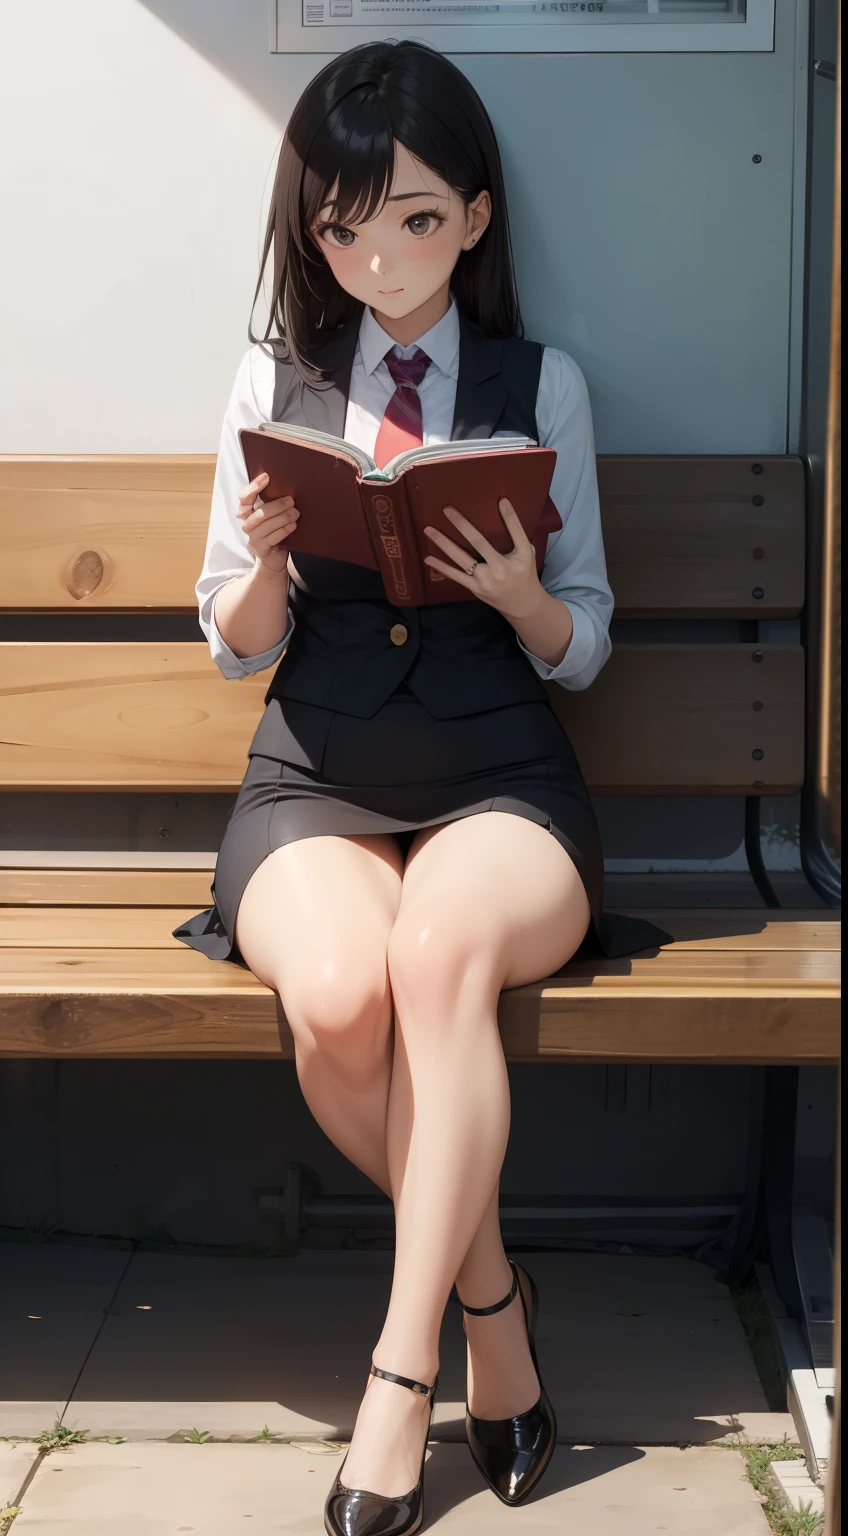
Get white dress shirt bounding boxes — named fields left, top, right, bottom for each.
left=197, top=295, right=614, bottom=691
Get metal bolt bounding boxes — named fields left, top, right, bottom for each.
left=753, top=548, right=765, bottom=558
left=753, top=780, right=765, bottom=789
left=158, top=827, right=171, bottom=840
left=752, top=587, right=765, bottom=599
left=752, top=463, right=764, bottom=474
left=752, top=495, right=765, bottom=506
left=752, top=651, right=764, bottom=662
left=752, top=749, right=765, bottom=760
left=753, top=154, right=762, bottom=163
left=753, top=701, right=764, bottom=711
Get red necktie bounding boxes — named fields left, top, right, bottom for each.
left=372, top=347, right=431, bottom=470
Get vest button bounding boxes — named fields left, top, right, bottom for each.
left=389, top=623, right=409, bottom=646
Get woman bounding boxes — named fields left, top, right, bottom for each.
left=174, top=38, right=670, bottom=1534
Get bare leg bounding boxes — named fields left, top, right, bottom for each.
left=234, top=832, right=404, bottom=1188
left=235, top=828, right=552, bottom=1352
left=340, top=812, right=591, bottom=1496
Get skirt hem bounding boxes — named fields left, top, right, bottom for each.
left=172, top=802, right=672, bottom=969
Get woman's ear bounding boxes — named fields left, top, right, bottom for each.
left=462, top=190, right=492, bottom=251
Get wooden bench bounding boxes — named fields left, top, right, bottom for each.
left=0, top=451, right=839, bottom=1067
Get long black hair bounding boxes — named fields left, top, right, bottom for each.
left=248, top=39, right=525, bottom=378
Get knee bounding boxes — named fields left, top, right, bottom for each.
left=387, top=911, right=500, bottom=1018
left=282, top=954, right=392, bottom=1056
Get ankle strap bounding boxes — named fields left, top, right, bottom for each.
left=370, top=1364, right=437, bottom=1397
left=457, top=1259, right=519, bottom=1317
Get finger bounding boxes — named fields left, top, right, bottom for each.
left=239, top=494, right=296, bottom=522
left=238, top=472, right=269, bottom=506
left=442, top=505, right=499, bottom=562
left=423, top=555, right=475, bottom=590
left=424, top=525, right=485, bottom=569
left=497, top=497, right=533, bottom=550
left=253, top=518, right=299, bottom=551
left=243, top=506, right=300, bottom=532
left=267, top=520, right=299, bottom=546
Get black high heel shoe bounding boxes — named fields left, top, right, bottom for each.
left=458, top=1258, right=557, bottom=1505
left=324, top=1363, right=439, bottom=1536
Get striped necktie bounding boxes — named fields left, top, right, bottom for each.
left=372, top=347, right=431, bottom=470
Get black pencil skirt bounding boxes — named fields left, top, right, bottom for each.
left=172, top=691, right=672, bottom=967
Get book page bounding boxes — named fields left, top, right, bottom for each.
left=368, top=435, right=535, bottom=482
left=259, top=420, right=377, bottom=477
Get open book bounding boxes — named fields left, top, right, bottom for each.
left=239, top=421, right=560, bottom=606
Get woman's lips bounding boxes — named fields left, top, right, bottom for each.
left=378, top=287, right=404, bottom=295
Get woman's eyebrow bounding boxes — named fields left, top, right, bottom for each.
left=386, top=190, right=449, bottom=203
left=315, top=188, right=449, bottom=218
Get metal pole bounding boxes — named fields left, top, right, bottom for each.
left=823, top=19, right=840, bottom=1528
left=801, top=0, right=841, bottom=905
left=823, top=1062, right=840, bottom=1533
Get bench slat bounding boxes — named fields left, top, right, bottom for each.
left=0, top=642, right=804, bottom=794
left=2, top=945, right=838, bottom=988
left=0, top=945, right=838, bottom=1064
left=0, top=454, right=804, bottom=618
left=0, top=906, right=840, bottom=952
left=597, top=455, right=805, bottom=617
left=0, top=868, right=219, bottom=906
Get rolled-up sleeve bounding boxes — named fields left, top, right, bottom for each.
left=197, top=345, right=294, bottom=679
left=515, top=347, right=614, bottom=690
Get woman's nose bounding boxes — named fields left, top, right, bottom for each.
left=370, top=252, right=388, bottom=278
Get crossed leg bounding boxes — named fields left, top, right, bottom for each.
left=235, top=831, right=404, bottom=1192
left=342, top=812, right=590, bottom=1494
left=234, top=811, right=591, bottom=1498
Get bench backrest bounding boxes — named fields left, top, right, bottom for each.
left=0, top=454, right=805, bottom=797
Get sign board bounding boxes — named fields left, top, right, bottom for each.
left=270, top=0, right=775, bottom=53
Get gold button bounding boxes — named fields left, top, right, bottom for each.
left=390, top=623, right=409, bottom=646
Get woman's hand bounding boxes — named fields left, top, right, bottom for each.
left=423, top=500, right=542, bottom=621
left=236, top=471, right=300, bottom=576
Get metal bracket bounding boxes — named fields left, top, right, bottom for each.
left=744, top=796, right=783, bottom=909
left=791, top=1204, right=835, bottom=1388
left=756, top=1262, right=833, bottom=1483
left=257, top=1167, right=741, bottom=1248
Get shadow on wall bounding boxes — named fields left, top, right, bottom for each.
left=138, top=0, right=325, bottom=127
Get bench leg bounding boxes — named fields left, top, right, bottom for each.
left=744, top=795, right=783, bottom=909
left=729, top=1066, right=803, bottom=1317
left=727, top=1067, right=767, bottom=1289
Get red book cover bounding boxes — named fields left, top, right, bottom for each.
left=239, top=425, right=560, bottom=606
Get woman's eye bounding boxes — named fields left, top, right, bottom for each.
left=323, top=224, right=355, bottom=247
left=405, top=212, right=442, bottom=237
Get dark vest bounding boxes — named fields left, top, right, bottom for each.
left=262, top=305, right=551, bottom=720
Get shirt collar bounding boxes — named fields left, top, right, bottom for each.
left=357, top=294, right=460, bottom=381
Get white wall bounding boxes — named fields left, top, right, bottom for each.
left=1, top=0, right=806, bottom=454
left=0, top=0, right=286, bottom=451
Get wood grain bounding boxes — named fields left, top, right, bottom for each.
left=2, top=945, right=838, bottom=990
left=0, top=944, right=838, bottom=1063
left=0, top=642, right=805, bottom=794
left=0, top=456, right=215, bottom=610
left=0, top=912, right=839, bottom=1062
left=598, top=455, right=805, bottom=617
left=0, top=867, right=218, bottom=906
left=0, top=905, right=839, bottom=951
left=0, top=453, right=804, bottom=618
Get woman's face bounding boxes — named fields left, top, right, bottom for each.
left=310, top=140, right=491, bottom=322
